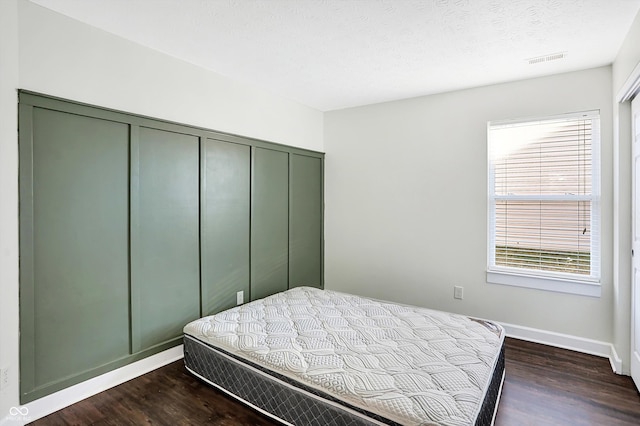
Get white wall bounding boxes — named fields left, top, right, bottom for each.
left=611, top=10, right=640, bottom=374
left=324, top=66, right=614, bottom=343
left=1, top=0, right=323, bottom=422
left=613, top=11, right=640, bottom=91
left=18, top=0, right=323, bottom=151
left=0, top=0, right=21, bottom=423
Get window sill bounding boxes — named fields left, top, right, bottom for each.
left=486, top=270, right=601, bottom=297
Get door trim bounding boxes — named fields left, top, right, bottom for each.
left=631, top=96, right=640, bottom=390
left=618, top=60, right=640, bottom=103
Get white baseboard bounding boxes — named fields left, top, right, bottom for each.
left=0, top=325, right=625, bottom=425
left=609, top=344, right=623, bottom=374
left=501, top=322, right=623, bottom=374
left=10, top=345, right=184, bottom=425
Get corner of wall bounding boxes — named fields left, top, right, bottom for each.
left=17, top=0, right=325, bottom=153
left=0, top=0, right=21, bottom=423
left=610, top=343, right=624, bottom=374
left=23, top=346, right=183, bottom=423
left=611, top=8, right=640, bottom=376
left=502, top=321, right=622, bottom=375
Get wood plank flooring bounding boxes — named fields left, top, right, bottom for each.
left=30, top=337, right=640, bottom=425
left=495, top=338, right=640, bottom=425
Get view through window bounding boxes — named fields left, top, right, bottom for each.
left=488, top=111, right=600, bottom=283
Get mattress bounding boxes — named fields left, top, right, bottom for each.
left=183, top=287, right=505, bottom=426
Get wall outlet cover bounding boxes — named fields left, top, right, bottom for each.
left=454, top=286, right=464, bottom=300
left=0, top=367, right=8, bottom=390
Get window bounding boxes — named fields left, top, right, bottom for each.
left=487, top=111, right=601, bottom=297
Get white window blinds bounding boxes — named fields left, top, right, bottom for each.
left=488, top=111, right=600, bottom=283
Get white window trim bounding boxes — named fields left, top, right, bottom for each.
left=486, top=110, right=601, bottom=297
left=486, top=270, right=601, bottom=297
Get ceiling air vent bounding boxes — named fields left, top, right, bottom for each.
left=527, top=52, right=567, bottom=65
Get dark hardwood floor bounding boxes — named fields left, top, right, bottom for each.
left=495, top=339, right=640, bottom=425
left=30, top=338, right=640, bottom=425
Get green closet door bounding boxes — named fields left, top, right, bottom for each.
left=132, top=127, right=200, bottom=351
left=289, top=154, right=323, bottom=288
left=202, top=139, right=250, bottom=315
left=26, top=108, right=130, bottom=391
left=251, top=148, right=289, bottom=301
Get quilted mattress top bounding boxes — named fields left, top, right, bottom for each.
left=184, top=287, right=504, bottom=426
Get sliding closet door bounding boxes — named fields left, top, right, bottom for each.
left=132, top=127, right=200, bottom=351
left=251, top=148, right=289, bottom=300
left=201, top=139, right=250, bottom=315
left=20, top=107, right=130, bottom=399
left=289, top=154, right=323, bottom=288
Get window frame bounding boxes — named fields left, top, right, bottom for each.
left=486, top=111, right=601, bottom=297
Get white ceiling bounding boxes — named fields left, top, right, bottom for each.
left=29, top=0, right=640, bottom=111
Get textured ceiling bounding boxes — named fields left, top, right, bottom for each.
left=29, top=0, right=640, bottom=111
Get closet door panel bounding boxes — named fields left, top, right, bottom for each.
left=289, top=154, right=323, bottom=288
left=202, top=139, right=250, bottom=315
left=29, top=108, right=130, bottom=388
left=251, top=148, right=289, bottom=300
left=133, top=127, right=200, bottom=351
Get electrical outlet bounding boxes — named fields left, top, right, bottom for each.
left=236, top=291, right=244, bottom=305
left=454, top=286, right=464, bottom=300
left=0, top=367, right=8, bottom=390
